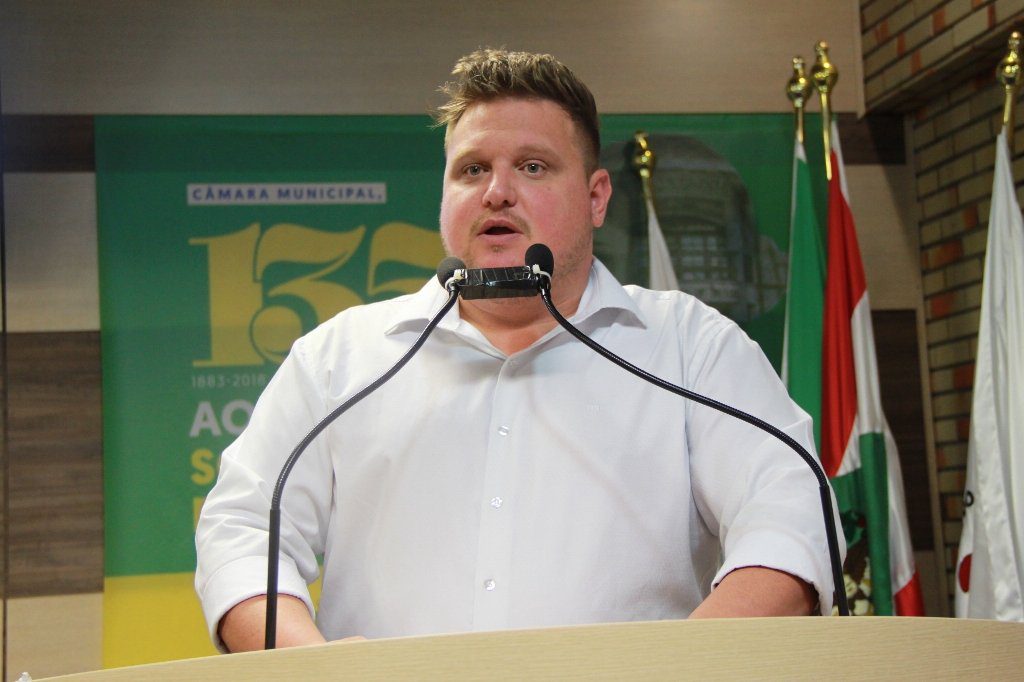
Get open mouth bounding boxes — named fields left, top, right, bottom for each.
left=484, top=225, right=516, bottom=236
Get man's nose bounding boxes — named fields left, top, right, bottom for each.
left=482, top=168, right=517, bottom=208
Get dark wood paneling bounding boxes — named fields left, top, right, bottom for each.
left=5, top=331, right=103, bottom=596
left=835, top=112, right=906, bottom=166
left=2, top=115, right=95, bottom=173
left=0, top=113, right=904, bottom=174
left=872, top=310, right=933, bottom=550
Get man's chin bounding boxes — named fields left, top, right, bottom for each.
left=463, top=249, right=527, bottom=270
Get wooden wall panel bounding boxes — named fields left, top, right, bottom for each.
left=5, top=331, right=102, bottom=596
left=1, top=116, right=94, bottom=173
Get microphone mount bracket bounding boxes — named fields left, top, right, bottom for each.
left=452, top=265, right=544, bottom=300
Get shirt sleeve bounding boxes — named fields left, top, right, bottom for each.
left=683, top=311, right=845, bottom=615
left=194, top=335, right=336, bottom=650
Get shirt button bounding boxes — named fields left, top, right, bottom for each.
left=484, top=579, right=496, bottom=591
left=497, top=426, right=510, bottom=436
left=490, top=496, right=503, bottom=509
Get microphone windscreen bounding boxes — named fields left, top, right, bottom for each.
left=436, top=256, right=466, bottom=286
left=525, top=243, right=555, bottom=277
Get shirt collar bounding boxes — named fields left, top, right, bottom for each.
left=383, top=258, right=646, bottom=338
left=573, top=258, right=645, bottom=329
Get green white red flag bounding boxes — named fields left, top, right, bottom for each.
left=785, top=119, right=924, bottom=614
left=819, top=121, right=924, bottom=615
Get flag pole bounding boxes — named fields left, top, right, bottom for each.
left=783, top=54, right=815, bottom=388
left=997, top=31, right=1022, bottom=152
left=787, top=56, right=813, bottom=144
left=633, top=131, right=680, bottom=291
left=811, top=41, right=838, bottom=180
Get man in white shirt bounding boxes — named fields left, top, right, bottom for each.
left=196, top=49, right=841, bottom=652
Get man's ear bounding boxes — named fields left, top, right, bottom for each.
left=589, top=168, right=612, bottom=228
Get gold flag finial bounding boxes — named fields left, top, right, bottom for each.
left=632, top=131, right=656, bottom=204
left=812, top=40, right=839, bottom=94
left=787, top=56, right=813, bottom=144
left=633, top=131, right=655, bottom=177
left=997, top=31, right=1023, bottom=151
left=811, top=40, right=838, bottom=179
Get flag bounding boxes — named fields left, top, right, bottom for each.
left=783, top=136, right=826, bottom=451
left=954, top=128, right=1024, bottom=620
left=644, top=193, right=680, bottom=290
left=819, top=121, right=925, bottom=615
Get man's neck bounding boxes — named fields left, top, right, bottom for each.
left=457, top=262, right=590, bottom=355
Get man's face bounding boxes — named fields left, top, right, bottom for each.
left=439, top=98, right=611, bottom=284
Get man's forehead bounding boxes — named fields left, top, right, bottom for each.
left=444, top=98, right=579, bottom=156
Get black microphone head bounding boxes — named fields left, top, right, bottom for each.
left=436, top=256, right=465, bottom=287
left=525, top=243, right=554, bottom=277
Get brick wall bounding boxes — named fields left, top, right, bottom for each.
left=861, top=0, right=1024, bottom=605
left=862, top=0, right=1024, bottom=111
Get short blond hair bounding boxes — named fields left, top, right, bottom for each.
left=434, top=49, right=601, bottom=173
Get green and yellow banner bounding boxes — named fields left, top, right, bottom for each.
left=96, top=114, right=815, bottom=666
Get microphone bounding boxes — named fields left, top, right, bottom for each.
left=525, top=242, right=554, bottom=281
left=263, top=257, right=462, bottom=649
left=437, top=257, right=465, bottom=290
left=524, top=243, right=850, bottom=616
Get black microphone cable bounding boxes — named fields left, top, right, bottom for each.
left=264, top=258, right=465, bottom=649
left=524, top=244, right=850, bottom=617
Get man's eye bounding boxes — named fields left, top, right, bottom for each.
left=464, top=164, right=484, bottom=176
left=523, top=162, right=544, bottom=174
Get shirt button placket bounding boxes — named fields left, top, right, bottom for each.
left=472, top=358, right=517, bottom=630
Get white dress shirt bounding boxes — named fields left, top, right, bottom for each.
left=195, top=259, right=841, bottom=647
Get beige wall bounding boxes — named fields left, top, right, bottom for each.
left=3, top=173, right=99, bottom=331
left=1, top=1, right=927, bottom=675
left=4, top=595, right=103, bottom=679
left=844, top=162, right=922, bottom=309
left=2, top=1, right=863, bottom=115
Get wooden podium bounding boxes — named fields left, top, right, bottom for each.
left=41, top=617, right=1024, bottom=680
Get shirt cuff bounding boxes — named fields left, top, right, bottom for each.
left=712, top=526, right=835, bottom=616
left=196, top=554, right=314, bottom=652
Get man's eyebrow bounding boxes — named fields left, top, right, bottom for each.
left=447, top=148, right=480, bottom=165
left=449, top=143, right=560, bottom=164
left=516, top=143, right=558, bottom=157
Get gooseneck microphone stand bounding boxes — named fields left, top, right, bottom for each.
left=264, top=261, right=464, bottom=649
left=263, top=247, right=848, bottom=650
left=524, top=244, right=850, bottom=616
